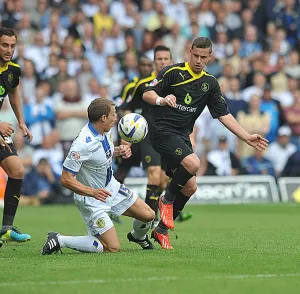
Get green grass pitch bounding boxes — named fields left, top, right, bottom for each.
left=1, top=203, right=300, bottom=294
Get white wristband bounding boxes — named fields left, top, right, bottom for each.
left=156, top=97, right=163, bottom=106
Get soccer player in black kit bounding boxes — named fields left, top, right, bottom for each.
left=143, top=37, right=268, bottom=249
left=0, top=28, right=33, bottom=247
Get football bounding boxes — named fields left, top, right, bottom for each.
left=118, top=113, right=148, bottom=143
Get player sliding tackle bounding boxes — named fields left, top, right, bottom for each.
left=41, top=98, right=155, bottom=254
left=143, top=37, right=269, bottom=249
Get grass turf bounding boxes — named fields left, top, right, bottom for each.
left=1, top=203, right=300, bottom=294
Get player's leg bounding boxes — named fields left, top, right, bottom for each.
left=123, top=197, right=156, bottom=249
left=141, top=137, right=162, bottom=221
left=152, top=135, right=199, bottom=229
left=0, top=148, right=30, bottom=243
left=41, top=212, right=120, bottom=254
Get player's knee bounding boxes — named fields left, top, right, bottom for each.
left=9, top=165, right=25, bottom=179
left=141, top=207, right=155, bottom=223
left=106, top=244, right=121, bottom=253
left=147, top=166, right=161, bottom=185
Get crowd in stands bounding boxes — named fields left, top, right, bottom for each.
left=0, top=0, right=300, bottom=205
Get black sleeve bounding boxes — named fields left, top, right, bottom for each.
left=127, top=83, right=145, bottom=112
left=12, top=66, right=21, bottom=88
left=207, top=78, right=229, bottom=118
left=144, top=66, right=174, bottom=97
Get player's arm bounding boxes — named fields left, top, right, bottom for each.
left=113, top=145, right=131, bottom=159
left=8, top=86, right=33, bottom=142
left=219, top=114, right=268, bottom=151
left=61, top=170, right=111, bottom=202
left=143, top=67, right=176, bottom=107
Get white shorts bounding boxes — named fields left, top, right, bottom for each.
left=74, top=184, right=138, bottom=236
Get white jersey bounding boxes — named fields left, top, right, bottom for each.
left=63, top=122, right=120, bottom=199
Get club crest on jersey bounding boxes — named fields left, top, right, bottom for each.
left=201, top=82, right=209, bottom=92
left=86, top=136, right=92, bottom=143
left=96, top=218, right=105, bottom=228
left=149, top=79, right=158, bottom=87
left=69, top=151, right=80, bottom=160
left=175, top=148, right=183, bottom=156
left=8, top=73, right=13, bottom=83
left=145, top=155, right=151, bottom=163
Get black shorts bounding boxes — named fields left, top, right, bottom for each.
left=116, top=142, right=141, bottom=168
left=150, top=133, right=193, bottom=177
left=140, top=135, right=161, bottom=169
left=0, top=143, right=18, bottom=163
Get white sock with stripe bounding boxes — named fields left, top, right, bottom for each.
left=58, top=235, right=103, bottom=253
left=131, top=219, right=151, bottom=240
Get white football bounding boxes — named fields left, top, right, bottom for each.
left=118, top=113, right=148, bottom=143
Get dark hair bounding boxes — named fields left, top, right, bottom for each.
left=192, top=37, right=212, bottom=53
left=154, top=45, right=172, bottom=60
left=0, top=27, right=17, bottom=39
left=88, top=98, right=115, bottom=122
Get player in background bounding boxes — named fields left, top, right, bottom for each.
left=0, top=28, right=33, bottom=246
left=120, top=46, right=173, bottom=226
left=41, top=98, right=155, bottom=254
left=143, top=37, right=269, bottom=249
left=115, top=55, right=154, bottom=186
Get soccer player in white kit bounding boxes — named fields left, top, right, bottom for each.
left=41, top=98, right=155, bottom=254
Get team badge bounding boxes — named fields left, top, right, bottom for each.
left=0, top=86, right=5, bottom=96
left=8, top=73, right=13, bottom=83
left=201, top=82, right=209, bottom=92
left=175, top=148, right=182, bottom=156
left=96, top=218, right=105, bottom=228
left=145, top=155, right=151, bottom=163
left=69, top=151, right=80, bottom=160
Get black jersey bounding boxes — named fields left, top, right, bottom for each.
left=121, top=76, right=139, bottom=102
left=0, top=61, right=21, bottom=110
left=145, top=62, right=229, bottom=137
left=127, top=72, right=156, bottom=121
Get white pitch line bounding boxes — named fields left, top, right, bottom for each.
left=1, top=273, right=300, bottom=287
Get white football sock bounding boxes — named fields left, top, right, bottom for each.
left=131, top=219, right=151, bottom=240
left=58, top=235, right=103, bottom=253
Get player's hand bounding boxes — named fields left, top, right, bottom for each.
left=0, top=122, right=14, bottom=137
left=0, top=136, right=12, bottom=153
left=19, top=123, right=33, bottom=142
left=162, top=95, right=176, bottom=107
left=91, top=188, right=112, bottom=202
left=119, top=144, right=132, bottom=159
left=245, top=134, right=269, bottom=152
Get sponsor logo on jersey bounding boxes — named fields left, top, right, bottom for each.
left=201, top=82, right=209, bottom=92
left=174, top=103, right=197, bottom=112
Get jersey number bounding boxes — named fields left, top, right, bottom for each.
left=105, top=166, right=113, bottom=186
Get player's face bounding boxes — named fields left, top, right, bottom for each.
left=0, top=35, right=16, bottom=64
left=189, top=47, right=212, bottom=74
left=139, top=59, right=153, bottom=77
left=154, top=50, right=172, bottom=73
left=104, top=105, right=117, bottom=132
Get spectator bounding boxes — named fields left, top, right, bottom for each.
left=243, top=149, right=275, bottom=176
left=266, top=125, right=297, bottom=177
left=237, top=94, right=270, bottom=158
left=204, top=136, right=242, bottom=176
left=281, top=150, right=300, bottom=177
left=20, top=158, right=61, bottom=206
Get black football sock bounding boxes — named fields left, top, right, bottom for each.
left=145, top=184, right=159, bottom=215
left=2, top=178, right=23, bottom=232
left=163, top=165, right=193, bottom=203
